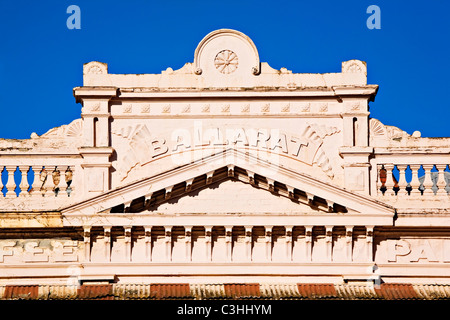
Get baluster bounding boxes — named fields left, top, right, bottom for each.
left=39, top=167, right=49, bottom=196
left=376, top=164, right=384, bottom=195
left=384, top=164, right=395, bottom=196
left=66, top=166, right=74, bottom=196
left=42, top=166, right=56, bottom=196
left=409, top=164, right=422, bottom=196
left=5, top=166, right=17, bottom=198
left=0, top=166, right=4, bottom=197
left=30, top=166, right=42, bottom=195
left=422, top=165, right=434, bottom=196
left=56, top=166, right=67, bottom=197
left=52, top=167, right=61, bottom=196
left=397, top=165, right=408, bottom=196
left=436, top=165, right=448, bottom=195
left=18, top=166, right=30, bottom=196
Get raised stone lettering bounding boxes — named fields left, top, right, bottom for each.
left=290, top=136, right=308, bottom=157
left=0, top=241, right=15, bottom=262
left=24, top=241, right=49, bottom=262
left=270, top=133, right=288, bottom=153
left=387, top=240, right=411, bottom=262
left=172, top=129, right=191, bottom=151
left=409, top=240, right=438, bottom=262
left=151, top=138, right=168, bottom=157
left=230, top=128, right=249, bottom=146
left=51, top=241, right=78, bottom=262
left=248, top=129, right=270, bottom=149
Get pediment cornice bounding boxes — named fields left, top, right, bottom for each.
left=62, top=149, right=394, bottom=222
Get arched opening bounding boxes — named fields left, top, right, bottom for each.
left=352, top=117, right=358, bottom=146
left=93, top=117, right=99, bottom=147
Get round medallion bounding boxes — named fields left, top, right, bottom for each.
left=214, top=50, right=238, bottom=74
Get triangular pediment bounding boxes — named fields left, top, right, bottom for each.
left=62, top=149, right=394, bottom=226
left=113, top=169, right=349, bottom=215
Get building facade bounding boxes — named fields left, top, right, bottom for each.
left=0, top=29, right=449, bottom=300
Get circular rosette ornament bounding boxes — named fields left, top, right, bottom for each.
left=214, top=50, right=239, bottom=74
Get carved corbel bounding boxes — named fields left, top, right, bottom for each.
left=164, top=226, right=172, bottom=262
left=245, top=226, right=252, bottom=243
left=227, top=165, right=235, bottom=177
left=265, top=226, right=273, bottom=261
left=165, top=186, right=173, bottom=199
left=345, top=226, right=354, bottom=262
left=144, top=193, right=153, bottom=207
left=305, top=226, right=313, bottom=262
left=247, top=171, right=255, bottom=185
left=185, top=179, right=194, bottom=192
left=325, top=199, right=335, bottom=212
left=206, top=171, right=214, bottom=184
left=267, top=178, right=275, bottom=193
left=366, top=226, right=374, bottom=262
left=185, top=226, right=192, bottom=262
left=325, top=226, right=333, bottom=261
left=305, top=226, right=313, bottom=243
left=346, top=226, right=353, bottom=243
left=103, top=226, right=111, bottom=262
left=287, top=186, right=295, bottom=199
left=225, top=227, right=233, bottom=244
left=83, top=226, right=91, bottom=262
left=205, top=226, right=212, bottom=261
left=325, top=226, right=333, bottom=243
left=124, top=200, right=132, bottom=213
left=144, top=226, right=152, bottom=261
left=305, top=192, right=315, bottom=204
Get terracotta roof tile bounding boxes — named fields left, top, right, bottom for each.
left=77, top=284, right=113, bottom=300
left=375, top=283, right=418, bottom=300
left=1, top=283, right=450, bottom=300
left=150, top=283, right=191, bottom=299
left=297, top=284, right=338, bottom=299
left=224, top=283, right=261, bottom=298
left=4, top=285, right=39, bottom=300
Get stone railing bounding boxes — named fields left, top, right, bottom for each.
left=0, top=165, right=75, bottom=198
left=375, top=163, right=450, bottom=197
left=0, top=158, right=81, bottom=211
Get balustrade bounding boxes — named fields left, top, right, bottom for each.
left=0, top=165, right=75, bottom=198
left=376, top=163, right=449, bottom=197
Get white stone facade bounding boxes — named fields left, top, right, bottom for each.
left=0, top=29, right=449, bottom=289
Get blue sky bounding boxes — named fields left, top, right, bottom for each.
left=0, top=0, right=449, bottom=139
